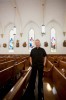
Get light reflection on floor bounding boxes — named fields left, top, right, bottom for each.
left=22, top=77, right=60, bottom=100
left=46, top=83, right=52, bottom=91
left=44, top=78, right=59, bottom=100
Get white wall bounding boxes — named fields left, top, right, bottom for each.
left=0, top=0, right=66, bottom=54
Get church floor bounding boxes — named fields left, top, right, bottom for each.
left=43, top=78, right=60, bottom=100
left=22, top=77, right=60, bottom=100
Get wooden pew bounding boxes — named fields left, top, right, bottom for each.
left=0, top=60, right=15, bottom=71
left=50, top=59, right=66, bottom=100
left=0, top=60, right=26, bottom=87
left=5, top=56, right=15, bottom=61
left=54, top=60, right=66, bottom=70
left=13, top=60, right=26, bottom=81
left=53, top=56, right=64, bottom=67
left=0, top=65, right=14, bottom=87
left=0, top=55, right=30, bottom=71
left=58, top=60, right=66, bottom=70
left=15, top=56, right=29, bottom=63
left=21, top=56, right=30, bottom=69
left=44, top=59, right=66, bottom=100
left=52, top=66, right=66, bottom=100
left=3, top=67, right=32, bottom=100
left=0, top=65, right=15, bottom=100
left=0, top=58, right=31, bottom=100
left=0, top=59, right=6, bottom=63
left=63, top=57, right=66, bottom=62
left=47, top=56, right=54, bottom=64
left=48, top=56, right=66, bottom=68
left=15, top=56, right=30, bottom=70
left=44, top=59, right=53, bottom=78
left=0, top=57, right=5, bottom=61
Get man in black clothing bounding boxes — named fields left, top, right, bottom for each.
left=29, top=39, right=47, bottom=100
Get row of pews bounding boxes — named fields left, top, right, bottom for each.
left=0, top=54, right=66, bottom=100
left=0, top=55, right=32, bottom=100
left=48, top=55, right=66, bottom=64
left=44, top=56, right=66, bottom=100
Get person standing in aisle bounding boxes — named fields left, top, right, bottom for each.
left=29, top=39, right=47, bottom=100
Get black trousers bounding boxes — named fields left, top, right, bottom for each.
left=28, top=64, right=44, bottom=99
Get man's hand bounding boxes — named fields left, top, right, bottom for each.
left=44, top=57, right=47, bottom=67
left=30, top=57, right=32, bottom=66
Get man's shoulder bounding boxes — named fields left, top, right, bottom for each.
left=40, top=47, right=44, bottom=50
left=40, top=47, right=46, bottom=53
left=31, top=47, right=36, bottom=51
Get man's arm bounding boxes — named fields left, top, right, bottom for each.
left=30, top=57, right=32, bottom=66
left=44, top=56, right=47, bottom=67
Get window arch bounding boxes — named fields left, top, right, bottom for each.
left=29, top=29, right=35, bottom=52
left=51, top=28, right=56, bottom=52
left=9, top=27, right=16, bottom=52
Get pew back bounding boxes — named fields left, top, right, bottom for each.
left=0, top=65, right=14, bottom=87
left=58, top=60, right=66, bottom=70
left=0, top=60, right=15, bottom=71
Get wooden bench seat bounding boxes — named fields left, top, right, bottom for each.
left=3, top=67, right=32, bottom=100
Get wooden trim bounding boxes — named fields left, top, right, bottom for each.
left=53, top=66, right=66, bottom=79
left=0, top=54, right=66, bottom=56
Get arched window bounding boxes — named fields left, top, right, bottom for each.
left=51, top=28, right=56, bottom=52
left=9, top=27, right=16, bottom=52
left=29, top=29, right=35, bottom=52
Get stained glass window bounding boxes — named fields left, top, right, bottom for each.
left=51, top=28, right=56, bottom=52
left=29, top=29, right=35, bottom=52
left=9, top=27, right=16, bottom=52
